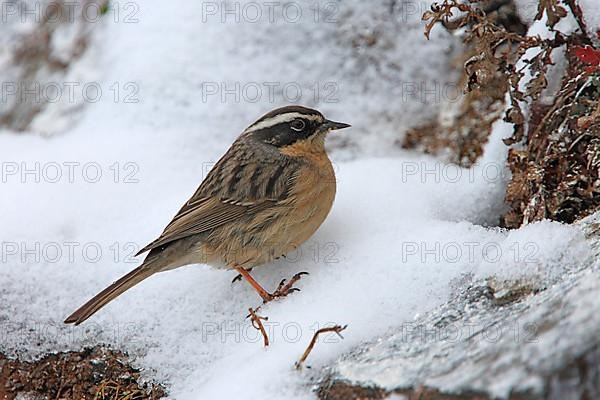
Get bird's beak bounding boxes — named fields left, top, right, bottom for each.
left=322, top=119, right=351, bottom=131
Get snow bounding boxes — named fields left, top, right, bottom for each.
left=331, top=214, right=597, bottom=399
left=579, top=0, right=600, bottom=45
left=0, top=1, right=597, bottom=399
left=514, top=0, right=597, bottom=42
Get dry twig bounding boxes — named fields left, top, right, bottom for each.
left=248, top=307, right=269, bottom=347
left=295, top=325, right=347, bottom=369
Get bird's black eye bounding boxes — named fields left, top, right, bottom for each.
left=290, top=119, right=306, bottom=132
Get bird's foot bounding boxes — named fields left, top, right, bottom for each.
left=264, top=272, right=309, bottom=303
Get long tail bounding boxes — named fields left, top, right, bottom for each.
left=64, top=265, right=157, bottom=325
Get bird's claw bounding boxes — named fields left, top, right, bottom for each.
left=263, top=271, right=309, bottom=303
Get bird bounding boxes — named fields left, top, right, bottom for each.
left=64, top=105, right=350, bottom=325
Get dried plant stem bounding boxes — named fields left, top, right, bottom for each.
left=295, top=325, right=347, bottom=369
left=564, top=0, right=591, bottom=42
left=248, top=307, right=269, bottom=347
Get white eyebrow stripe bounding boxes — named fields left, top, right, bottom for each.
left=244, top=112, right=322, bottom=133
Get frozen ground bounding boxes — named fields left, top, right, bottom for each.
left=0, top=1, right=595, bottom=399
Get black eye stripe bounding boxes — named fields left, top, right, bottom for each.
left=250, top=117, right=319, bottom=148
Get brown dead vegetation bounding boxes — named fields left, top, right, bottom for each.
left=404, top=0, right=600, bottom=227
left=0, top=347, right=166, bottom=400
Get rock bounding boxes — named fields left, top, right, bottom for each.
left=320, top=213, right=600, bottom=400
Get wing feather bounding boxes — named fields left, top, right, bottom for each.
left=135, top=198, right=276, bottom=255
left=135, top=140, right=300, bottom=256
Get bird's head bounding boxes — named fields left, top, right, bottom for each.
left=243, top=106, right=350, bottom=154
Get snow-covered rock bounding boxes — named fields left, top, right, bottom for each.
left=322, top=213, right=600, bottom=400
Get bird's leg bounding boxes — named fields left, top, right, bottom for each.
left=233, top=265, right=273, bottom=302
